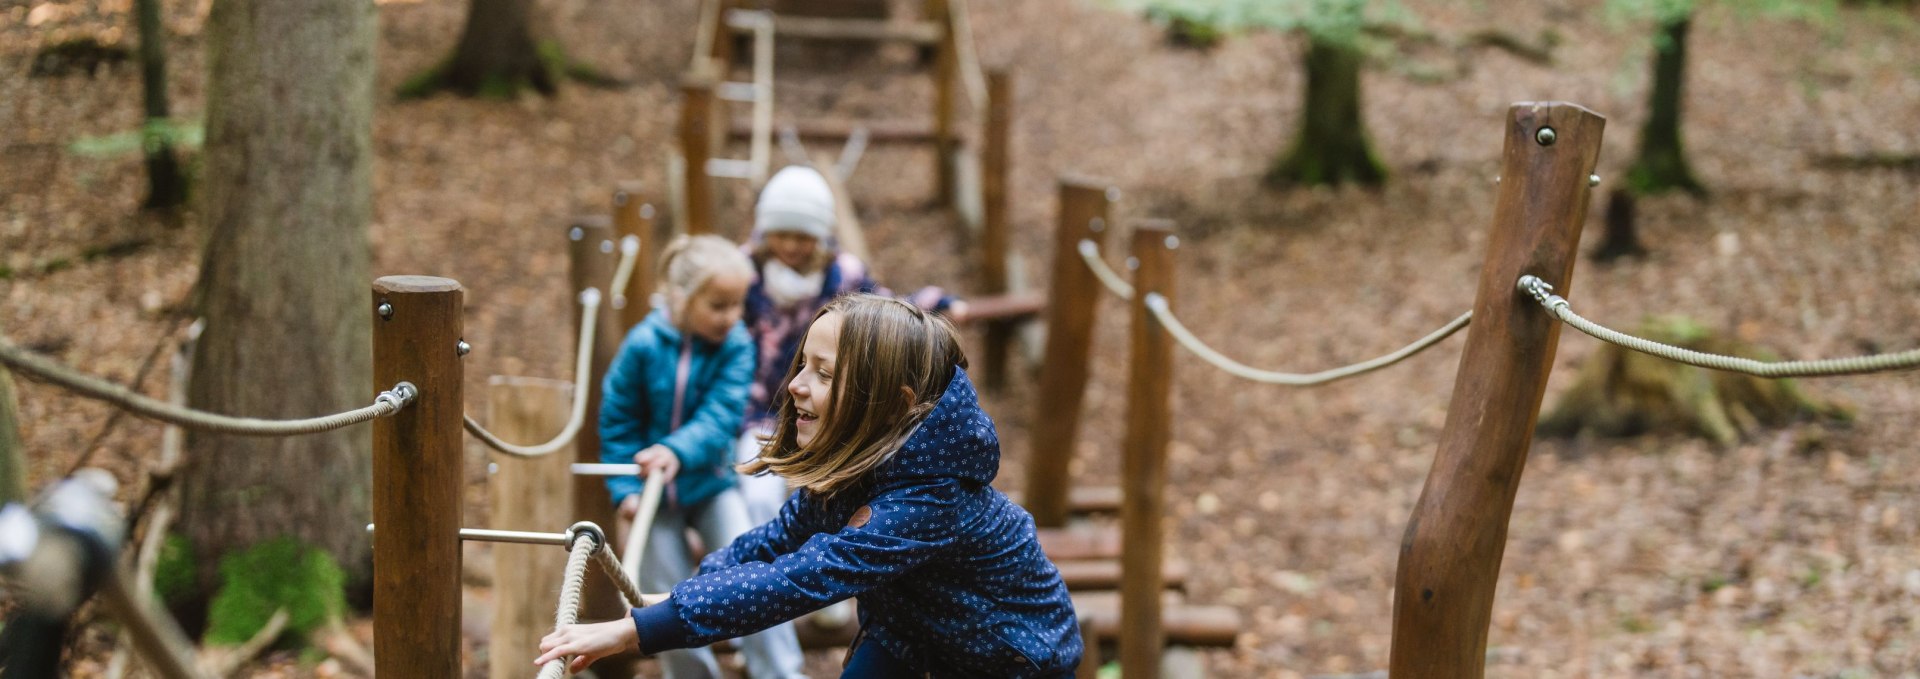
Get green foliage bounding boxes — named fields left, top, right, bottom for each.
left=1110, top=0, right=1412, bottom=46
left=68, top=118, right=204, bottom=159
left=204, top=536, right=346, bottom=645
left=153, top=533, right=195, bottom=606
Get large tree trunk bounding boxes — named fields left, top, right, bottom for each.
left=442, top=0, right=555, bottom=96
left=1626, top=15, right=1705, bottom=196
left=181, top=0, right=376, bottom=618
left=1268, top=37, right=1388, bottom=187
left=136, top=0, right=187, bottom=210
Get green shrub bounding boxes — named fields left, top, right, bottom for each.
left=204, top=536, right=345, bottom=645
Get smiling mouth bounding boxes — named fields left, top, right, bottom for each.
left=796, top=409, right=818, bottom=424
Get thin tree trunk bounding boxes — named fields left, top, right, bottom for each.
left=1268, top=37, right=1388, bottom=187
left=182, top=0, right=376, bottom=616
left=136, top=0, right=187, bottom=210
left=1592, top=189, right=1648, bottom=261
left=0, top=357, right=24, bottom=505
left=1627, top=15, right=1705, bottom=196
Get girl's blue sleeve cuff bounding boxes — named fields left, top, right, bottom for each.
left=630, top=598, right=695, bottom=655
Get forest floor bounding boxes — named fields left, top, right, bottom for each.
left=6, top=0, right=1920, bottom=676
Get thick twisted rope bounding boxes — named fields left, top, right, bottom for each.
left=536, top=533, right=599, bottom=679
left=1144, top=293, right=1472, bottom=386
left=1077, top=239, right=1135, bottom=300
left=463, top=288, right=602, bottom=457
left=0, top=337, right=414, bottom=436
left=607, top=236, right=642, bottom=312
left=1518, top=275, right=1920, bottom=378
left=590, top=546, right=646, bottom=610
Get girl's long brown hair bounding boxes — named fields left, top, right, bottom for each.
left=739, top=294, right=966, bottom=499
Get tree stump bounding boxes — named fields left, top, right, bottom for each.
left=1538, top=316, right=1848, bottom=445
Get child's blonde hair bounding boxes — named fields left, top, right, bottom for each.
left=658, top=234, right=754, bottom=317
left=741, top=294, right=967, bottom=499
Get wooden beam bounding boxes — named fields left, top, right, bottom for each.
left=1023, top=178, right=1116, bottom=528
left=979, top=68, right=1014, bottom=389
left=485, top=376, right=574, bottom=679
left=1072, top=591, right=1240, bottom=649
left=729, top=15, right=942, bottom=44
left=1388, top=102, right=1605, bottom=679
left=370, top=275, right=464, bottom=679
left=729, top=118, right=946, bottom=144
left=1120, top=219, right=1178, bottom=679
left=1056, top=558, right=1187, bottom=593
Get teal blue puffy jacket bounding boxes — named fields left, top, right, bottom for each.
left=598, top=309, right=755, bottom=509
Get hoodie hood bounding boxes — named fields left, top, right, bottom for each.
left=871, top=367, right=999, bottom=490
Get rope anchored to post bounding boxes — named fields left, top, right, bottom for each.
left=1078, top=239, right=1135, bottom=300
left=463, top=288, right=602, bottom=457
left=1518, top=275, right=1920, bottom=378
left=0, top=337, right=415, bottom=436
left=1145, top=293, right=1473, bottom=386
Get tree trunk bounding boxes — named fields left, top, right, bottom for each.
left=1591, top=188, right=1647, bottom=262
left=443, top=0, right=555, bottom=97
left=181, top=0, right=376, bottom=617
left=1626, top=15, right=1705, bottom=196
left=1268, top=37, right=1387, bottom=187
left=136, top=0, right=187, bottom=210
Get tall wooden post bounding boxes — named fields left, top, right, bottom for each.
left=680, top=73, right=718, bottom=237
left=1119, top=220, right=1176, bottom=679
left=370, top=275, right=464, bottom=679
left=565, top=217, right=633, bottom=636
left=979, top=68, right=1013, bottom=389
left=486, top=376, right=574, bottom=679
left=1024, top=178, right=1115, bottom=528
left=612, top=182, right=656, bottom=330
left=928, top=0, right=956, bottom=206
left=1389, top=102, right=1605, bottom=678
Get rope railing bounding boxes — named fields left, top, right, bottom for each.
left=1078, top=239, right=1135, bottom=300
left=607, top=236, right=642, bottom=312
left=0, top=337, right=415, bottom=436
left=462, top=288, right=602, bottom=458
left=1146, top=293, right=1473, bottom=386
left=535, top=529, right=600, bottom=679
left=1518, top=275, right=1920, bottom=378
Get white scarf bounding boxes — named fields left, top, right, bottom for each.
left=763, top=259, right=825, bottom=310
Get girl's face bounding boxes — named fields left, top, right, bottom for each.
left=765, top=232, right=821, bottom=270
left=680, top=272, right=750, bottom=343
left=787, top=310, right=840, bottom=448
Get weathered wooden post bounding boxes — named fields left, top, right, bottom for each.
left=979, top=68, right=1013, bottom=389
left=680, top=72, right=718, bottom=237
left=565, top=218, right=633, bottom=636
left=1120, top=219, right=1176, bottom=679
left=612, top=182, right=656, bottom=330
left=1389, top=102, right=1605, bottom=678
left=927, top=0, right=956, bottom=206
left=370, top=275, right=464, bottom=678
left=1024, top=178, right=1115, bottom=528
left=485, top=377, right=574, bottom=679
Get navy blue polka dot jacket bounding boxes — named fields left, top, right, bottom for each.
left=629, top=368, right=1083, bottom=677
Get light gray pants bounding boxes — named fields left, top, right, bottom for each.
left=639, top=486, right=808, bottom=679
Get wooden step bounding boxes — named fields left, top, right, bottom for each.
left=729, top=118, right=952, bottom=144
left=1008, top=485, right=1121, bottom=517
left=1037, top=524, right=1121, bottom=562
left=1071, top=591, right=1241, bottom=648
left=729, top=15, right=942, bottom=44
left=1055, top=558, right=1187, bottom=593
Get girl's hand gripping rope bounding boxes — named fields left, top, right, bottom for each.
left=534, top=618, right=638, bottom=673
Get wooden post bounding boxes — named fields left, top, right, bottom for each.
left=565, top=217, right=634, bottom=639
left=979, top=68, right=1013, bottom=390
left=927, top=0, right=956, bottom=206
left=1389, top=102, right=1605, bottom=678
left=486, top=376, right=574, bottom=679
left=0, top=336, right=24, bottom=504
left=370, top=275, right=463, bottom=679
left=1024, top=178, right=1115, bottom=528
left=680, top=72, right=717, bottom=237
left=612, top=182, right=656, bottom=330
left=1119, top=220, right=1176, bottom=679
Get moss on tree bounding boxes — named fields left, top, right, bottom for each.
left=204, top=537, right=346, bottom=645
left=1538, top=316, right=1850, bottom=445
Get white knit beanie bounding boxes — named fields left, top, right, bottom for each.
left=753, top=166, right=836, bottom=241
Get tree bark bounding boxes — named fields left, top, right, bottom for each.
left=181, top=0, right=376, bottom=614
left=1268, top=37, right=1388, bottom=187
left=136, top=0, right=187, bottom=210
left=1626, top=15, right=1705, bottom=196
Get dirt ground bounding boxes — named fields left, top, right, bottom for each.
left=6, top=0, right=1920, bottom=676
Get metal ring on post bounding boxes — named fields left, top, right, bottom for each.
left=565, top=521, right=607, bottom=555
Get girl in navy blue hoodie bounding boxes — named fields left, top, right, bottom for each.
left=538, top=294, right=1081, bottom=677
